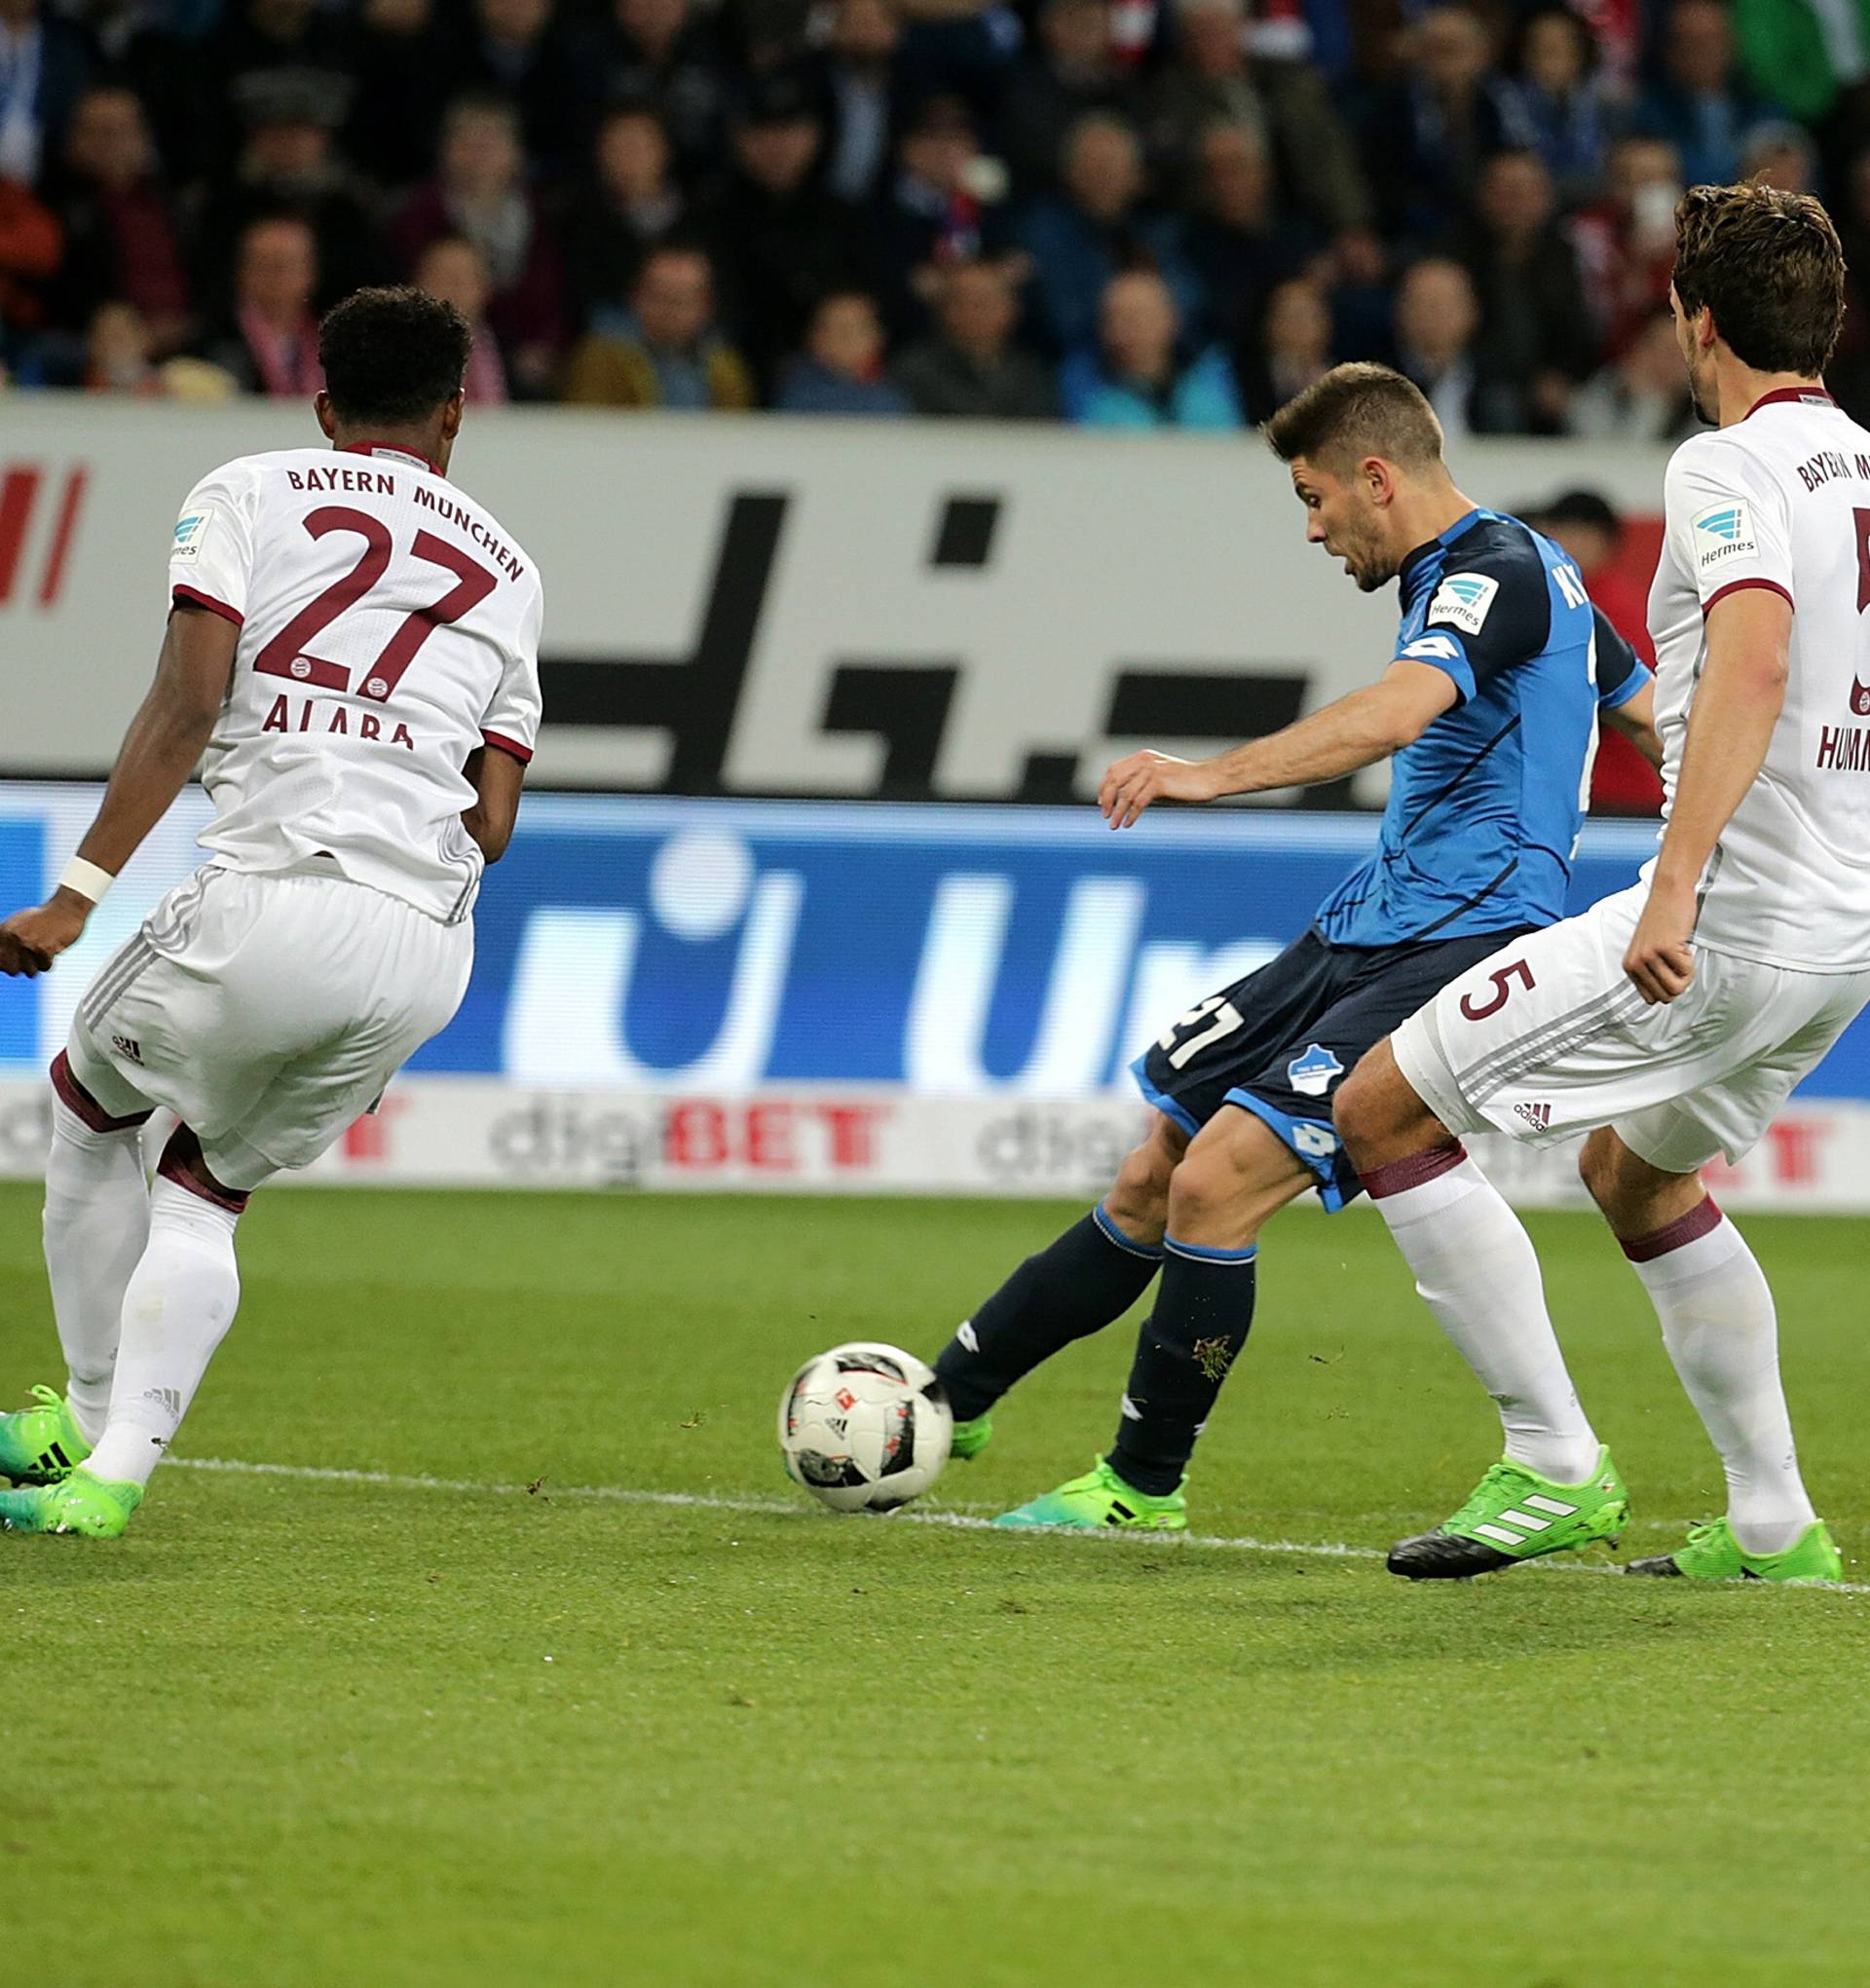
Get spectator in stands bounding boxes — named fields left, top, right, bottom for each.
left=1568, top=132, right=1681, bottom=359
left=81, top=297, right=162, bottom=393
left=1183, top=123, right=1314, bottom=356
left=1503, top=4, right=1612, bottom=207
left=0, top=169, right=60, bottom=370
left=893, top=254, right=1057, bottom=418
left=196, top=0, right=354, bottom=178
left=695, top=73, right=872, bottom=393
left=1142, top=0, right=1370, bottom=243
left=0, top=0, right=93, bottom=184
left=413, top=234, right=509, bottom=402
left=1062, top=267, right=1241, bottom=428
left=393, top=94, right=564, bottom=395
left=1391, top=256, right=1515, bottom=438
left=1238, top=272, right=1333, bottom=421
left=44, top=84, right=192, bottom=358
left=561, top=240, right=755, bottom=408
left=775, top=288, right=908, bottom=414
left=1633, top=0, right=1778, bottom=190
left=206, top=69, right=384, bottom=309
left=595, top=0, right=728, bottom=182
left=811, top=0, right=900, bottom=206
left=1360, top=6, right=1532, bottom=245
left=1740, top=120, right=1816, bottom=195
left=563, top=101, right=685, bottom=335
left=1017, top=111, right=1200, bottom=355
left=873, top=94, right=1010, bottom=337
left=441, top=0, right=591, bottom=171
left=998, top=0, right=1135, bottom=196
left=347, top=0, right=452, bottom=188
left=1564, top=310, right=1701, bottom=444
left=1532, top=490, right=1663, bottom=817
left=202, top=213, right=322, bottom=397
left=1450, top=148, right=1595, bottom=435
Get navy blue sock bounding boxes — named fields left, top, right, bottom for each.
left=934, top=1206, right=1163, bottom=1421
left=1107, top=1237, right=1258, bottom=1497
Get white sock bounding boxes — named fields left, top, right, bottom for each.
left=1625, top=1201, right=1815, bottom=1557
left=42, top=1097, right=152, bottom=1444
left=1365, top=1145, right=1601, bottom=1483
left=87, top=1181, right=242, bottom=1489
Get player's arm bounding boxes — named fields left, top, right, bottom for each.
left=1099, top=662, right=1457, bottom=828
left=1590, top=604, right=1663, bottom=769
left=1602, top=677, right=1664, bottom=770
left=461, top=745, right=526, bottom=863
left=0, top=603, right=236, bottom=978
left=1624, top=585, right=1790, bottom=1004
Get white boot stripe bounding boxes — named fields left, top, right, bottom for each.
left=1498, top=1509, right=1551, bottom=1531
left=1523, top=1494, right=1580, bottom=1516
left=1474, top=1522, right=1526, bottom=1547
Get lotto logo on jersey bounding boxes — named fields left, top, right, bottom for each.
left=1692, top=499, right=1757, bottom=567
left=1399, top=633, right=1463, bottom=665
left=1427, top=572, right=1498, bottom=636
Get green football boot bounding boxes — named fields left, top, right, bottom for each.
left=0, top=1470, right=142, bottom=1539
left=0, top=1385, right=92, bottom=1486
left=1629, top=1518, right=1843, bottom=1585
left=1389, top=1446, right=1628, bottom=1579
left=993, top=1457, right=1187, bottom=1531
left=950, top=1412, right=993, bottom=1462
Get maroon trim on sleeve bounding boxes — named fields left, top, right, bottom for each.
left=172, top=584, right=243, bottom=626
left=158, top=1125, right=251, bottom=1216
left=481, top=730, right=534, bottom=765
left=1702, top=578, right=1794, bottom=618
left=1360, top=1142, right=1469, bottom=1201
left=1620, top=1196, right=1723, bottom=1262
left=50, top=1051, right=153, bottom=1134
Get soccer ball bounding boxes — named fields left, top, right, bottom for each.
left=777, top=1342, right=954, bottom=1513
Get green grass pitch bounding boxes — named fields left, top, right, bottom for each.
left=2, top=1180, right=1867, bottom=1986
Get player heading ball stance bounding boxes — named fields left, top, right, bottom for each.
left=1338, top=185, right=1868, bottom=1585
left=0, top=287, right=542, bottom=1537
left=931, top=364, right=1660, bottom=1530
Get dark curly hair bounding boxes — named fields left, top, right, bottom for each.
left=317, top=285, right=473, bottom=427
left=1673, top=182, right=1845, bottom=378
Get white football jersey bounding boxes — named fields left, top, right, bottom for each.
left=1647, top=388, right=1870, bottom=971
left=167, top=442, right=543, bottom=924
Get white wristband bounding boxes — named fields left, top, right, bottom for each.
left=58, top=857, right=115, bottom=905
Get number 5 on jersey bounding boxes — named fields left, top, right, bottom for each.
left=255, top=506, right=496, bottom=700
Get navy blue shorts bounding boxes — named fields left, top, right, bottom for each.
left=1132, top=922, right=1537, bottom=1211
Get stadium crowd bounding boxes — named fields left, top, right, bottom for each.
left=2, top=0, right=1867, bottom=429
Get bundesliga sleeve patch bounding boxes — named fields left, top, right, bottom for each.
left=1691, top=497, right=1757, bottom=570
left=1426, top=571, right=1499, bottom=636
left=171, top=510, right=211, bottom=564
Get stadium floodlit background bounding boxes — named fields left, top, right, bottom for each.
left=7, top=3, right=1870, bottom=1984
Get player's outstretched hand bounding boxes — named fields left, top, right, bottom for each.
left=0, top=894, right=91, bottom=978
left=1099, top=751, right=1221, bottom=829
left=1623, top=881, right=1697, bottom=1005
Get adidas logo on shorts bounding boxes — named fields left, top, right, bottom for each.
left=1514, top=1101, right=1552, bottom=1130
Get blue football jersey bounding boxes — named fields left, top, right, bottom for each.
left=1312, top=507, right=1650, bottom=949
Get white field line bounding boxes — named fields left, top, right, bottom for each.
left=168, top=1455, right=1870, bottom=1596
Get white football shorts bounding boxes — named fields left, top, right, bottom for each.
left=63, top=862, right=471, bottom=1191
left=1392, top=881, right=1870, bottom=1174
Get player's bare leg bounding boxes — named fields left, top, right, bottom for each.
left=930, top=1112, right=1186, bottom=1456
left=1335, top=1043, right=1626, bottom=1577
left=1578, top=1129, right=1837, bottom=1580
